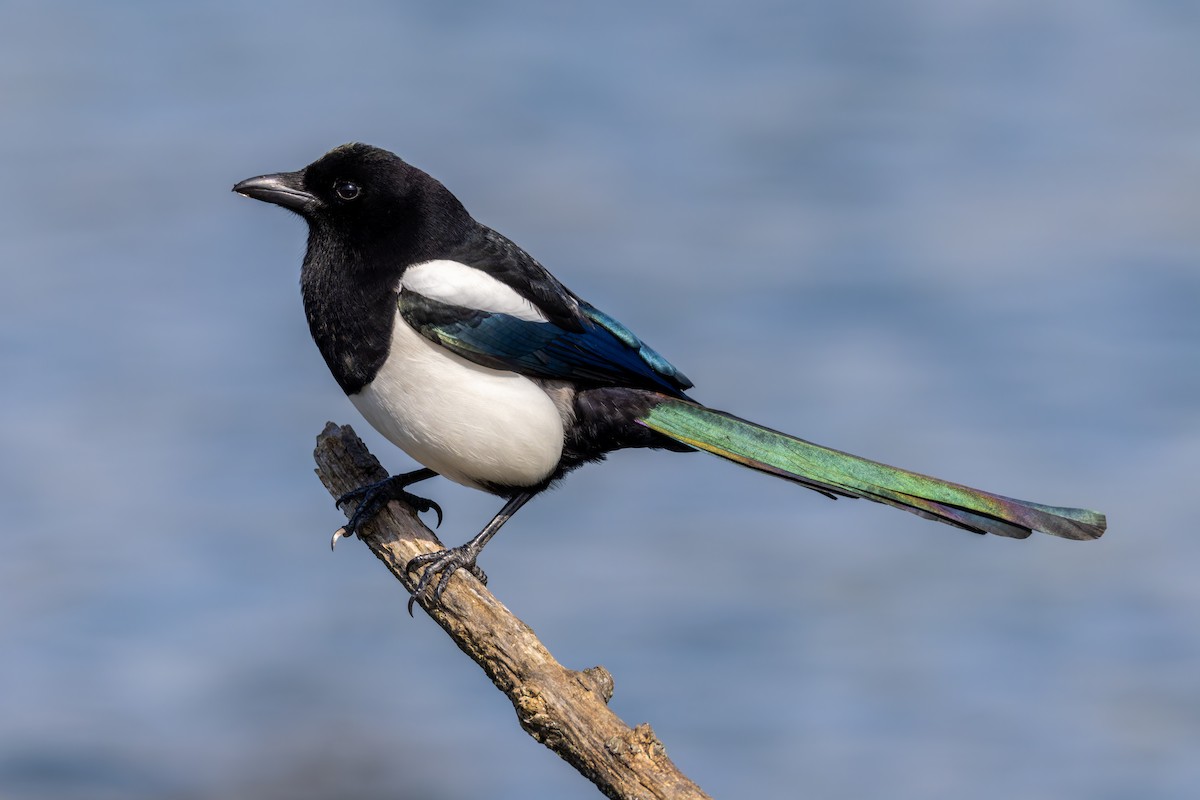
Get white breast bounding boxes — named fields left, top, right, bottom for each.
left=350, top=312, right=566, bottom=491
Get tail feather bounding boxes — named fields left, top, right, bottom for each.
left=638, top=399, right=1106, bottom=541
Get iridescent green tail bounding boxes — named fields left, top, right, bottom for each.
left=638, top=399, right=1105, bottom=541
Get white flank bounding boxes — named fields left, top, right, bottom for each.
left=401, top=260, right=548, bottom=322
left=350, top=312, right=565, bottom=490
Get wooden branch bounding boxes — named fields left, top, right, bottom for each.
left=313, top=422, right=712, bottom=800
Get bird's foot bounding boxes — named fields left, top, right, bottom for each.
left=331, top=472, right=442, bottom=550
left=404, top=544, right=488, bottom=616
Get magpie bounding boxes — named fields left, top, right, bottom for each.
left=234, top=143, right=1106, bottom=611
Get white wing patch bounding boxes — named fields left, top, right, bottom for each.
left=401, top=260, right=548, bottom=323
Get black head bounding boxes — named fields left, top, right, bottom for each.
left=233, top=143, right=472, bottom=265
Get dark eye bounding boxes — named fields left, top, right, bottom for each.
left=334, top=180, right=360, bottom=200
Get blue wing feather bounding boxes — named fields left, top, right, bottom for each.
left=578, top=303, right=692, bottom=389
left=399, top=292, right=692, bottom=396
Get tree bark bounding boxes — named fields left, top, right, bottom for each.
left=313, top=422, right=712, bottom=800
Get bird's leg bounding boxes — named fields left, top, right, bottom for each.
left=332, top=467, right=441, bottom=549
left=405, top=491, right=536, bottom=615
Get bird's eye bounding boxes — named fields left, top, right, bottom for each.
left=334, top=180, right=361, bottom=201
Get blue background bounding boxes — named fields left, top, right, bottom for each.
left=3, top=2, right=1197, bottom=798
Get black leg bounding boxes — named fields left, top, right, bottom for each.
left=332, top=467, right=441, bottom=549
left=405, top=491, right=536, bottom=615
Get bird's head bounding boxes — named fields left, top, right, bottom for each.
left=234, top=143, right=470, bottom=263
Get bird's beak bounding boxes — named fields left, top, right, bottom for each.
left=232, top=171, right=315, bottom=213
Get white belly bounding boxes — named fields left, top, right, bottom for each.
left=350, top=315, right=566, bottom=490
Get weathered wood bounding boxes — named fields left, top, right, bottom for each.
left=313, top=422, right=712, bottom=800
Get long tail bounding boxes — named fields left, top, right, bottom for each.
left=638, top=399, right=1105, bottom=541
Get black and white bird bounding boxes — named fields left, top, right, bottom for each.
left=233, top=143, right=1104, bottom=612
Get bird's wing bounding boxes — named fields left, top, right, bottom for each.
left=448, top=226, right=588, bottom=332
left=398, top=288, right=692, bottom=396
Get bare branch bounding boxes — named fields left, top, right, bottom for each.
left=313, top=422, right=712, bottom=800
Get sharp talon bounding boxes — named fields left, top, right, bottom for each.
left=408, top=498, right=443, bottom=528
left=331, top=527, right=348, bottom=551
left=406, top=557, right=437, bottom=617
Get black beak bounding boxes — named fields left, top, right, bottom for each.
left=232, top=171, right=315, bottom=213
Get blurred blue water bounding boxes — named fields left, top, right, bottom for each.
left=2, top=1, right=1197, bottom=798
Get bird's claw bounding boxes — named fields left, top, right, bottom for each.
left=404, top=546, right=488, bottom=616
left=331, top=475, right=443, bottom=551
left=330, top=526, right=349, bottom=551
left=416, top=496, right=444, bottom=529
left=335, top=487, right=442, bottom=526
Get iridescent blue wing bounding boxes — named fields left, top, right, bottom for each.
left=398, top=292, right=692, bottom=396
